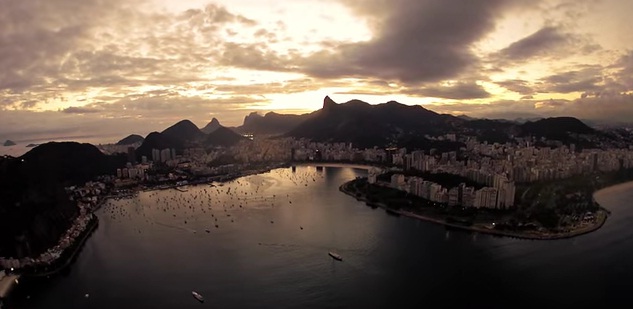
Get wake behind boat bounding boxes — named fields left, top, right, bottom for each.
left=329, top=251, right=343, bottom=261
left=192, top=291, right=204, bottom=303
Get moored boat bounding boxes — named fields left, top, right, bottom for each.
left=192, top=291, right=204, bottom=302
left=328, top=251, right=343, bottom=261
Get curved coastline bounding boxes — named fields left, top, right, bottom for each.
left=339, top=179, right=611, bottom=240
left=20, top=216, right=99, bottom=278
left=593, top=180, right=633, bottom=198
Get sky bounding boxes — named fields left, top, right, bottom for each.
left=1, top=0, right=633, bottom=144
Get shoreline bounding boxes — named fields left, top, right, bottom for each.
left=593, top=180, right=633, bottom=198
left=20, top=215, right=99, bottom=278
left=339, top=180, right=611, bottom=240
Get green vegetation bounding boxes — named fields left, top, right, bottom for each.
left=345, top=168, right=633, bottom=237
left=516, top=168, right=633, bottom=230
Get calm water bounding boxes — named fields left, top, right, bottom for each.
left=9, top=166, right=633, bottom=309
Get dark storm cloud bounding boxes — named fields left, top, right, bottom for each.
left=299, top=0, right=517, bottom=84
left=498, top=27, right=568, bottom=60
left=494, top=26, right=600, bottom=63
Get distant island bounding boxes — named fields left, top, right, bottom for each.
left=26, top=143, right=38, bottom=148
left=3, top=140, right=16, bottom=146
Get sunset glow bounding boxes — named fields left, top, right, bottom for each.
left=1, top=0, right=632, bottom=142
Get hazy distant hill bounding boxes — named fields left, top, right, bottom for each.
left=519, top=117, right=595, bottom=139
left=161, top=120, right=205, bottom=142
left=235, top=111, right=311, bottom=135
left=0, top=142, right=126, bottom=258
left=3, top=139, right=16, bottom=146
left=115, top=134, right=144, bottom=145
left=205, top=126, right=249, bottom=147
left=201, top=118, right=222, bottom=134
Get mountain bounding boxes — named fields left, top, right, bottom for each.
left=116, top=134, right=144, bottom=145
left=286, top=96, right=463, bottom=148
left=516, top=117, right=597, bottom=146
left=201, top=118, right=222, bottom=134
left=281, top=96, right=613, bottom=148
left=17, top=142, right=125, bottom=184
left=205, top=126, right=249, bottom=147
left=161, top=120, right=205, bottom=142
left=3, top=140, right=16, bottom=146
left=135, top=132, right=184, bottom=160
left=519, top=117, right=595, bottom=137
left=235, top=112, right=311, bottom=135
left=0, top=142, right=126, bottom=258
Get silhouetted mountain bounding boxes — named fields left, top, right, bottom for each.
left=135, top=132, right=184, bottom=160
left=286, top=96, right=464, bottom=148
left=519, top=117, right=595, bottom=139
left=161, top=120, right=205, bottom=142
left=457, top=115, right=475, bottom=121
left=282, top=96, right=614, bottom=148
left=201, top=118, right=222, bottom=134
left=18, top=142, right=125, bottom=184
left=235, top=111, right=311, bottom=135
left=205, top=126, right=248, bottom=147
left=0, top=142, right=126, bottom=258
left=3, top=139, right=16, bottom=146
left=116, top=134, right=144, bottom=145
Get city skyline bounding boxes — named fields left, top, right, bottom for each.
left=2, top=0, right=633, bottom=143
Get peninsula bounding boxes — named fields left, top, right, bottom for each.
left=340, top=168, right=633, bottom=240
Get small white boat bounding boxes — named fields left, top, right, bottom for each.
left=328, top=251, right=343, bottom=261
left=192, top=291, right=204, bottom=302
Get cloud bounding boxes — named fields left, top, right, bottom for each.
left=298, top=0, right=518, bottom=84
left=497, top=27, right=568, bottom=60
left=428, top=92, right=633, bottom=123
left=403, top=82, right=491, bottom=100
left=495, top=79, right=535, bottom=95
left=539, top=65, right=603, bottom=93
left=61, top=107, right=102, bottom=114
left=493, top=25, right=600, bottom=63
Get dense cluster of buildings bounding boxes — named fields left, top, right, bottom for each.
left=0, top=213, right=94, bottom=270
left=0, top=183, right=106, bottom=270
left=371, top=172, right=515, bottom=209
left=106, top=135, right=633, bottom=211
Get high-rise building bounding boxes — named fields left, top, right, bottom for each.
left=160, top=148, right=171, bottom=162
left=448, top=187, right=459, bottom=206
left=391, top=174, right=406, bottom=190
left=152, top=149, right=160, bottom=163
left=127, top=147, right=136, bottom=164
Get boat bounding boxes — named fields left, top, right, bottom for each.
left=328, top=251, right=343, bottom=261
left=192, top=291, right=204, bottom=302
